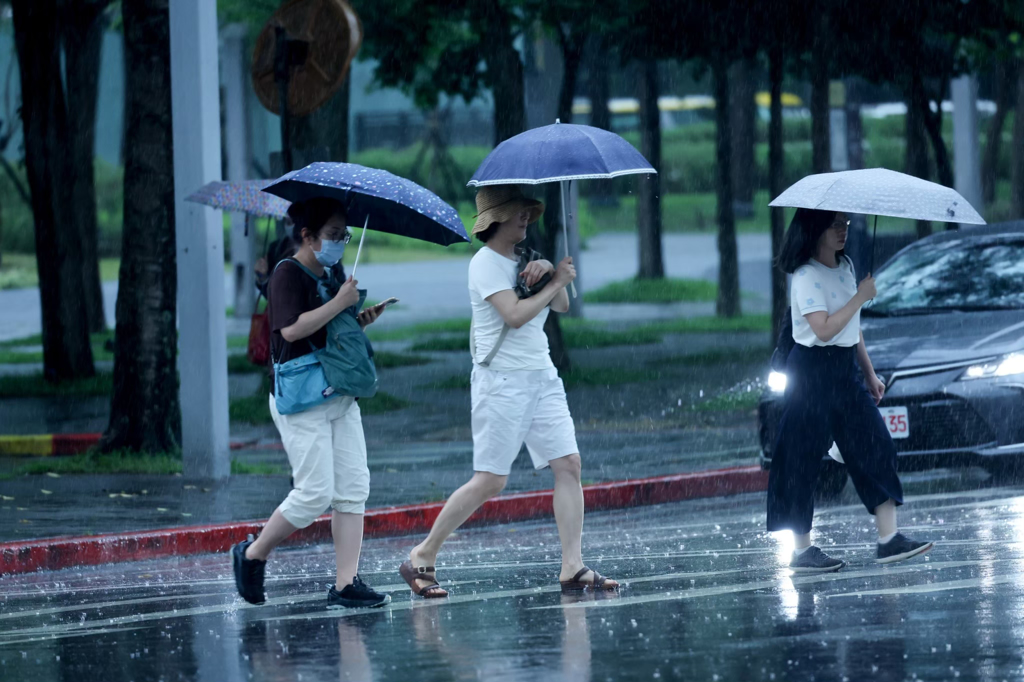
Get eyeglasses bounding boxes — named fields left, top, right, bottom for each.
left=323, top=229, right=352, bottom=244
left=832, top=219, right=851, bottom=229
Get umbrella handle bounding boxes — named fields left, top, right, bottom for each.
left=560, top=181, right=577, bottom=299
left=351, top=215, right=369, bottom=280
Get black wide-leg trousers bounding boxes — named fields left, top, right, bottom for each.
left=767, top=344, right=904, bottom=534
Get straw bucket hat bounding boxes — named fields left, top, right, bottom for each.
left=472, top=185, right=545, bottom=235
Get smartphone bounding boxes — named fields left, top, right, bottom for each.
left=376, top=297, right=400, bottom=309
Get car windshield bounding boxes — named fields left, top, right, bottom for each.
left=867, top=237, right=1024, bottom=316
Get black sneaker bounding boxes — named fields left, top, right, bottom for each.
left=231, top=535, right=266, bottom=605
left=877, top=533, right=933, bottom=564
left=789, top=546, right=846, bottom=573
left=327, top=575, right=392, bottom=609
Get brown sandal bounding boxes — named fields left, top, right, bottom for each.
left=399, top=560, right=448, bottom=598
left=560, top=567, right=618, bottom=592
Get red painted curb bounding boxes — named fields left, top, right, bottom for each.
left=51, top=433, right=102, bottom=456
left=0, top=466, right=768, bottom=576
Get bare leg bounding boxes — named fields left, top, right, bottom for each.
left=333, top=511, right=364, bottom=590
left=794, top=532, right=813, bottom=550
left=245, top=509, right=298, bottom=561
left=408, top=471, right=507, bottom=590
left=550, top=454, right=617, bottom=587
left=550, top=455, right=585, bottom=580
left=874, top=499, right=897, bottom=539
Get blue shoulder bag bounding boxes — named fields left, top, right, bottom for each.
left=270, top=259, right=378, bottom=416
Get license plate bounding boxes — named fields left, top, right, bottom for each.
left=880, top=406, right=909, bottom=439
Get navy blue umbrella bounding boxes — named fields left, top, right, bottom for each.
left=468, top=122, right=656, bottom=187
left=263, top=162, right=469, bottom=248
left=468, top=121, right=656, bottom=297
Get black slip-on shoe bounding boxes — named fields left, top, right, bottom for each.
left=877, top=533, right=933, bottom=564
left=789, top=546, right=846, bottom=573
left=231, top=535, right=267, bottom=605
left=327, top=575, right=391, bottom=609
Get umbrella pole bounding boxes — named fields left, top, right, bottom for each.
left=351, top=214, right=370, bottom=280
left=869, top=214, right=878, bottom=273
left=560, top=180, right=577, bottom=299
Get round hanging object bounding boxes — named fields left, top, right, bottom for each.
left=251, top=0, right=362, bottom=117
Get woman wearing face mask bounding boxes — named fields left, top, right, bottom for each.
left=232, top=198, right=390, bottom=609
left=769, top=208, right=933, bottom=573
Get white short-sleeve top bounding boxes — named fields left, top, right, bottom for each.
left=790, top=257, right=860, bottom=348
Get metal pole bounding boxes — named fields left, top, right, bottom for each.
left=169, top=0, right=230, bottom=479
left=274, top=25, right=293, bottom=173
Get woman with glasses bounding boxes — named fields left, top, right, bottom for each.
left=232, top=197, right=392, bottom=609
left=769, top=208, right=933, bottom=573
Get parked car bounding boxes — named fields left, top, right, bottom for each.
left=758, top=221, right=1024, bottom=498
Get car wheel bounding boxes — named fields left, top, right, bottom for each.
left=814, top=461, right=848, bottom=501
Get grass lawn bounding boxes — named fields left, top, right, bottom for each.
left=584, top=277, right=717, bottom=304
left=642, top=314, right=771, bottom=335
left=408, top=323, right=665, bottom=353
left=8, top=451, right=285, bottom=476
left=694, top=389, right=762, bottom=412
left=425, top=366, right=664, bottom=392
left=373, top=351, right=433, bottom=368
left=0, top=373, right=113, bottom=398
left=368, top=318, right=471, bottom=342
left=0, top=254, right=120, bottom=291
left=656, top=346, right=772, bottom=367
left=404, top=315, right=763, bottom=354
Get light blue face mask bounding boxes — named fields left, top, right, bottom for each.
left=314, top=238, right=346, bottom=267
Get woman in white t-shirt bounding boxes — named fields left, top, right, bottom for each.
left=398, top=185, right=619, bottom=597
left=768, top=208, right=932, bottom=573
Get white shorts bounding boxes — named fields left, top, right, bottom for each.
left=471, top=365, right=579, bottom=476
left=269, top=394, right=369, bottom=527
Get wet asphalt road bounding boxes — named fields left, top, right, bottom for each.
left=3, top=482, right=1024, bottom=682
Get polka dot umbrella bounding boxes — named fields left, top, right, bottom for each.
left=186, top=179, right=292, bottom=219
left=262, top=162, right=468, bottom=275
left=769, top=168, right=986, bottom=269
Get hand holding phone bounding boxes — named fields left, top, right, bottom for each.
left=375, top=297, right=399, bottom=310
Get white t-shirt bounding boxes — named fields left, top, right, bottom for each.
left=468, top=246, right=554, bottom=371
left=790, top=257, right=861, bottom=348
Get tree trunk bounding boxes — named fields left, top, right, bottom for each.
left=730, top=57, right=756, bottom=218
left=62, top=0, right=111, bottom=334
left=1012, top=60, right=1024, bottom=219
left=713, top=56, right=740, bottom=318
left=636, top=59, right=664, bottom=280
left=920, top=85, right=954, bottom=191
left=905, top=73, right=932, bottom=238
left=99, top=0, right=180, bottom=453
left=810, top=12, right=831, bottom=174
left=11, top=0, right=95, bottom=382
left=586, top=36, right=616, bottom=207
left=769, top=44, right=787, bottom=343
left=982, top=60, right=1014, bottom=206
left=478, top=2, right=525, bottom=145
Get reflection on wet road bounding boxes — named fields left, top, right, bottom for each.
left=4, top=484, right=1024, bottom=681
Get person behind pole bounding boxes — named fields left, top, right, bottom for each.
left=397, top=185, right=619, bottom=598
left=231, top=198, right=390, bottom=609
left=768, top=208, right=933, bottom=572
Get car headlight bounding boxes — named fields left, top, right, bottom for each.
left=960, top=353, right=1024, bottom=380
left=768, top=371, right=788, bottom=393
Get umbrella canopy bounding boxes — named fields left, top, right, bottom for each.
left=185, top=179, right=291, bottom=218
left=768, top=168, right=985, bottom=225
left=263, top=162, right=468, bottom=246
left=467, top=122, right=656, bottom=186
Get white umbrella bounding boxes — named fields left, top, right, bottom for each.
left=769, top=168, right=985, bottom=269
left=769, top=168, right=985, bottom=224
